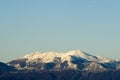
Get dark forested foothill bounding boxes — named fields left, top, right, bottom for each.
left=0, top=69, right=120, bottom=80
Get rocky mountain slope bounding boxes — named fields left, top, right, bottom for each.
left=1, top=50, right=120, bottom=80
left=7, top=50, right=120, bottom=71
left=0, top=62, right=15, bottom=75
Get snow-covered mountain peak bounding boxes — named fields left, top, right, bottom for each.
left=8, top=50, right=116, bottom=71
left=21, top=50, right=111, bottom=63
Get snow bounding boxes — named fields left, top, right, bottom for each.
left=22, top=50, right=111, bottom=63
left=8, top=50, right=116, bottom=70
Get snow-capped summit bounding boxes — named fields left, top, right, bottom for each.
left=8, top=50, right=117, bottom=71
left=22, top=50, right=111, bottom=63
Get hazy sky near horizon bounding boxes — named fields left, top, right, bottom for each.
left=0, top=0, right=120, bottom=62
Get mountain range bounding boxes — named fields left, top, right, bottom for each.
left=0, top=50, right=120, bottom=80
left=7, top=50, right=120, bottom=71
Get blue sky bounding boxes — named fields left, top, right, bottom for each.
left=0, top=0, right=120, bottom=62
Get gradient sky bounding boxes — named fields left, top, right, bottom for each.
left=0, top=0, right=120, bottom=62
